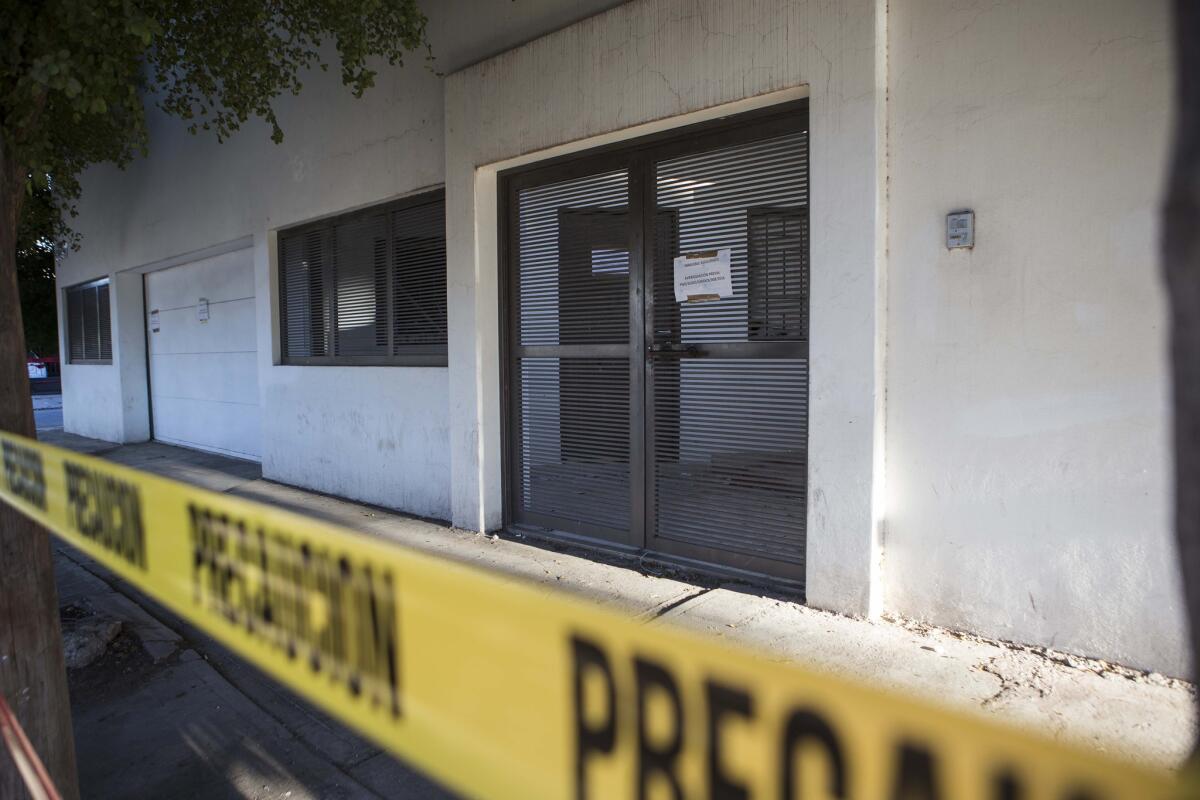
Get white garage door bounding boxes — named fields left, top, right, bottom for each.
left=145, top=249, right=261, bottom=460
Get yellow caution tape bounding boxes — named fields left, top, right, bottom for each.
left=0, top=432, right=1181, bottom=799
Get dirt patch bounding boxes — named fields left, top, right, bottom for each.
left=61, top=604, right=122, bottom=670
left=67, top=626, right=164, bottom=709
left=60, top=604, right=90, bottom=623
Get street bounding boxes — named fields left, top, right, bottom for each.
left=33, top=392, right=62, bottom=432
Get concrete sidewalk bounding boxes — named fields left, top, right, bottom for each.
left=42, top=431, right=1196, bottom=795
left=57, top=547, right=451, bottom=799
left=33, top=392, right=63, bottom=431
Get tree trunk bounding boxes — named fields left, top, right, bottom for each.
left=1166, top=1, right=1200, bottom=688
left=0, top=143, right=79, bottom=797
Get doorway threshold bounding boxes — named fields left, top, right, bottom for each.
left=504, top=522, right=806, bottom=603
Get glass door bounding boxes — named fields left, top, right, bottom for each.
left=506, top=158, right=644, bottom=549
left=504, top=102, right=809, bottom=585
left=643, top=121, right=810, bottom=582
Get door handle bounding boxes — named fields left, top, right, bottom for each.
left=647, top=342, right=702, bottom=357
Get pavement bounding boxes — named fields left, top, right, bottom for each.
left=56, top=547, right=449, bottom=799
left=37, top=430, right=1198, bottom=798
left=33, top=392, right=62, bottom=431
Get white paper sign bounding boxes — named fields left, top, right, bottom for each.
left=150, top=309, right=161, bottom=333
left=673, top=249, right=733, bottom=303
left=197, top=298, right=209, bottom=322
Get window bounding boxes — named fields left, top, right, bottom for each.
left=747, top=207, right=808, bottom=340
left=279, top=190, right=448, bottom=366
left=65, top=279, right=112, bottom=364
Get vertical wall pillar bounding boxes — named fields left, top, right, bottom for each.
left=112, top=270, right=151, bottom=443
left=799, top=0, right=888, bottom=618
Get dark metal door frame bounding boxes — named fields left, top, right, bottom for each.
left=142, top=274, right=155, bottom=441
left=641, top=116, right=810, bottom=583
left=498, top=99, right=810, bottom=586
left=501, top=149, right=640, bottom=547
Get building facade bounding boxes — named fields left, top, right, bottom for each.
left=55, top=0, right=1185, bottom=675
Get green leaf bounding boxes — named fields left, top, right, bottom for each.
left=5, top=0, right=431, bottom=250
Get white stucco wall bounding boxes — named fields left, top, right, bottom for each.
left=59, top=339, right=124, bottom=443
left=53, top=0, right=1184, bottom=675
left=883, top=0, right=1184, bottom=675
left=55, top=0, right=626, bottom=521
left=260, top=366, right=451, bottom=518
left=444, top=0, right=887, bottom=615
left=58, top=269, right=150, bottom=443
left=57, top=18, right=452, bottom=514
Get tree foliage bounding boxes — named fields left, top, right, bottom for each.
left=4, top=8, right=435, bottom=794
left=1, top=0, right=430, bottom=243
left=17, top=184, right=57, bottom=355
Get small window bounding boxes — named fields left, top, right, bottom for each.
left=279, top=191, right=447, bottom=366
left=747, top=207, right=808, bottom=340
left=65, top=279, right=113, bottom=364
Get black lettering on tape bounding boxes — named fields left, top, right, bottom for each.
left=360, top=565, right=401, bottom=717
left=992, top=769, right=1022, bottom=800
left=780, top=709, right=847, bottom=799
left=635, top=656, right=684, bottom=800
left=705, top=680, right=753, bottom=800
left=64, top=461, right=146, bottom=569
left=571, top=635, right=617, bottom=800
left=891, top=742, right=942, bottom=800
left=1009, top=773, right=1107, bottom=800
left=2, top=440, right=46, bottom=510
left=302, top=544, right=322, bottom=673
left=1062, top=789, right=1104, bottom=800
left=187, top=503, right=402, bottom=721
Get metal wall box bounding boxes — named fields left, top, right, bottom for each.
left=946, top=210, right=975, bottom=249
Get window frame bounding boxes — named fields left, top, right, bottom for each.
left=277, top=189, right=448, bottom=367
left=64, top=277, right=113, bottom=365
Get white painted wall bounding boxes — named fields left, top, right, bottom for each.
left=57, top=1, right=621, bottom=518
left=260, top=365, right=451, bottom=519
left=146, top=248, right=260, bottom=460
left=59, top=270, right=150, bottom=443
left=444, top=0, right=887, bottom=616
left=57, top=46, right=448, bottom=471
left=54, top=0, right=1185, bottom=675
left=57, top=47, right=454, bottom=514
left=59, top=322, right=124, bottom=443
left=883, top=0, right=1184, bottom=675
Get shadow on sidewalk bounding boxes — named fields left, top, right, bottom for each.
left=57, top=544, right=455, bottom=800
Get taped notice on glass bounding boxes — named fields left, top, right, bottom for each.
left=674, top=248, right=733, bottom=303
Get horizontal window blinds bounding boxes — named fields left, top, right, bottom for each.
left=649, top=128, right=809, bottom=577
left=513, top=170, right=633, bottom=539
left=66, top=281, right=112, bottom=364
left=504, top=102, right=810, bottom=586
left=279, top=191, right=447, bottom=365
left=392, top=200, right=448, bottom=347
left=334, top=212, right=389, bottom=357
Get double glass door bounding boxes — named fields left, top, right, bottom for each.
left=504, top=103, right=809, bottom=585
